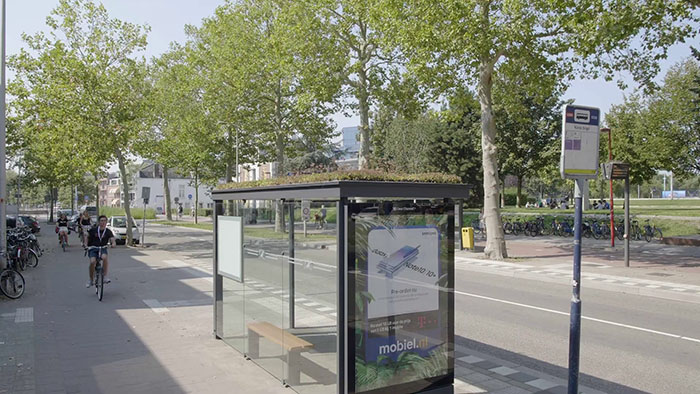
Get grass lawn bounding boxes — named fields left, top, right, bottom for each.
left=153, top=220, right=213, bottom=231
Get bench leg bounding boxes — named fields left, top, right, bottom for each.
left=247, top=329, right=260, bottom=359
left=285, top=349, right=302, bottom=386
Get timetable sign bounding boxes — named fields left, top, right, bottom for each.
left=560, top=104, right=601, bottom=179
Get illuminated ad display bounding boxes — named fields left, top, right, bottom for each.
left=348, top=202, right=454, bottom=394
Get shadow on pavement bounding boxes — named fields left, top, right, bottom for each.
left=455, top=335, right=648, bottom=394
left=0, top=225, right=225, bottom=393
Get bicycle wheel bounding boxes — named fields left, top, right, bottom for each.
left=503, top=222, right=512, bottom=235
left=654, top=228, right=663, bottom=241
left=0, top=269, right=25, bottom=299
left=96, top=271, right=104, bottom=301
left=616, top=226, right=624, bottom=241
left=27, top=250, right=39, bottom=268
left=17, top=256, right=26, bottom=271
left=644, top=227, right=652, bottom=242
left=62, top=240, right=66, bottom=252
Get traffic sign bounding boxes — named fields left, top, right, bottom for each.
left=560, top=104, right=601, bottom=179
left=188, top=194, right=193, bottom=200
left=301, top=200, right=311, bottom=221
left=84, top=195, right=89, bottom=202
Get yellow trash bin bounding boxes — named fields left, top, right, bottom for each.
left=461, top=227, right=474, bottom=250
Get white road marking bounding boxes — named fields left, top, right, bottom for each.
left=317, top=306, right=334, bottom=312
left=143, top=299, right=169, bottom=314
left=14, top=308, right=33, bottom=323
left=455, top=290, right=700, bottom=344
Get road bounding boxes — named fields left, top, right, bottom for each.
left=144, top=223, right=700, bottom=393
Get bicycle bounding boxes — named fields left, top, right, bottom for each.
left=0, top=250, right=26, bottom=299
left=86, top=246, right=109, bottom=301
left=643, top=219, right=663, bottom=243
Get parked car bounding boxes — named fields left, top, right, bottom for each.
left=68, top=213, right=81, bottom=231
left=107, top=216, right=140, bottom=245
left=79, top=205, right=98, bottom=221
left=17, top=215, right=41, bottom=233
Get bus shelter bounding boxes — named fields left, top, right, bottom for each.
left=212, top=180, right=469, bottom=394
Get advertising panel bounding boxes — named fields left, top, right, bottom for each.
left=217, top=216, right=243, bottom=282
left=348, top=202, right=454, bottom=394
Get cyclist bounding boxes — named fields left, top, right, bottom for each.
left=78, top=211, right=92, bottom=248
left=86, top=215, right=116, bottom=288
left=56, top=213, right=70, bottom=246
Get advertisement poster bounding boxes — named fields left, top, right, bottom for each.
left=351, top=209, right=452, bottom=394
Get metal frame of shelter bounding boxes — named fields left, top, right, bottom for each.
left=212, top=180, right=470, bottom=394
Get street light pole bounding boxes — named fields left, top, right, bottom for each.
left=0, top=0, right=7, bottom=270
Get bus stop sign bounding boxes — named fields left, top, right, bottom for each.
left=560, top=104, right=601, bottom=179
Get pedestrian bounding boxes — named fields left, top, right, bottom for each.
left=319, top=205, right=327, bottom=229
left=191, top=206, right=195, bottom=217
left=177, top=203, right=183, bottom=219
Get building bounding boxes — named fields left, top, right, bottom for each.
left=336, top=126, right=360, bottom=169
left=98, top=161, right=214, bottom=214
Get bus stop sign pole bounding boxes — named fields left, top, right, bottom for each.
left=568, top=179, right=584, bottom=394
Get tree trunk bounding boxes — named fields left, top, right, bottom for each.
left=194, top=170, right=199, bottom=224
left=116, top=149, right=134, bottom=246
left=516, top=176, right=522, bottom=208
left=94, top=174, right=100, bottom=216
left=274, top=133, right=285, bottom=233
left=357, top=67, right=370, bottom=170
left=274, top=82, right=285, bottom=233
left=49, top=186, right=55, bottom=223
left=478, top=59, right=507, bottom=259
left=163, top=165, right=172, bottom=221
left=500, top=179, right=505, bottom=208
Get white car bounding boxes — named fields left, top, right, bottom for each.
left=107, top=216, right=140, bottom=245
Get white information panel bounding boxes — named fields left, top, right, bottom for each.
left=560, top=104, right=601, bottom=179
left=217, top=216, right=243, bottom=282
left=366, top=226, right=439, bottom=319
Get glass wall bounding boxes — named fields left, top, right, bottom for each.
left=218, top=199, right=338, bottom=393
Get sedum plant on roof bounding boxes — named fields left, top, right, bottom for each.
left=216, top=170, right=462, bottom=190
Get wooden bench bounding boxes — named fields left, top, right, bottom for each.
left=247, top=321, right=314, bottom=385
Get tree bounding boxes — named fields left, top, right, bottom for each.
left=494, top=63, right=564, bottom=207
left=314, top=0, right=403, bottom=169
left=378, top=0, right=698, bottom=259
left=194, top=0, right=342, bottom=231
left=605, top=57, right=700, bottom=180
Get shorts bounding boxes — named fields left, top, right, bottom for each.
left=88, top=247, right=108, bottom=259
left=58, top=227, right=68, bottom=234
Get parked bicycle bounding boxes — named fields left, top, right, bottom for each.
left=643, top=219, right=663, bottom=243
left=0, top=250, right=25, bottom=299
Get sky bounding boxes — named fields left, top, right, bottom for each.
left=6, top=0, right=700, bottom=133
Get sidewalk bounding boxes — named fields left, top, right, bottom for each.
left=0, top=226, right=605, bottom=394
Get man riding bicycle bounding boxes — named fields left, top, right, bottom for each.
left=56, top=213, right=70, bottom=246
left=86, top=215, right=116, bottom=288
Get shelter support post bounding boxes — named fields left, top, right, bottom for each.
left=337, top=197, right=347, bottom=394
left=288, top=200, right=295, bottom=329
left=213, top=201, right=224, bottom=339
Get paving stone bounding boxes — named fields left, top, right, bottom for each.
left=471, top=360, right=501, bottom=370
